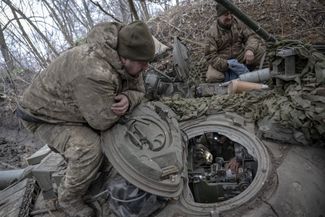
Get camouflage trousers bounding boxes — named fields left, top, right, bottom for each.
left=22, top=121, right=103, bottom=203
left=206, top=44, right=266, bottom=83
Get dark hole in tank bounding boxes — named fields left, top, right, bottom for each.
left=187, top=132, right=258, bottom=203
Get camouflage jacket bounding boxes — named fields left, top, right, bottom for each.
left=205, top=18, right=262, bottom=72
left=19, top=22, right=145, bottom=131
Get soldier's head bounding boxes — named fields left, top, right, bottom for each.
left=216, top=3, right=234, bottom=28
left=118, top=21, right=155, bottom=77
left=119, top=58, right=149, bottom=78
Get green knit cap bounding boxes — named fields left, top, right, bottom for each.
left=216, top=2, right=232, bottom=17
left=118, top=21, right=155, bottom=61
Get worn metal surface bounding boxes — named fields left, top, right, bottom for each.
left=0, top=168, right=32, bottom=190
left=32, top=152, right=65, bottom=200
left=26, top=145, right=51, bottom=166
left=101, top=102, right=184, bottom=198
left=173, top=36, right=191, bottom=82
left=242, top=144, right=325, bottom=217
left=0, top=178, right=37, bottom=217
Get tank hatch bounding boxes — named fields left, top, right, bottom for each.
left=101, top=102, right=184, bottom=198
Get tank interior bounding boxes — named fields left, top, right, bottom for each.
left=187, top=132, right=258, bottom=203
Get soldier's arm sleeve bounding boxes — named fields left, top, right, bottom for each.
left=121, top=74, right=145, bottom=112
left=204, top=28, right=229, bottom=72
left=242, top=24, right=260, bottom=54
left=73, top=74, right=120, bottom=131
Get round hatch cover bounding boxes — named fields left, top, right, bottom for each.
left=101, top=102, right=184, bottom=198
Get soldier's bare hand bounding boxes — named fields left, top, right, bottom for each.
left=244, top=50, right=255, bottom=65
left=226, top=158, right=239, bottom=173
left=111, top=94, right=129, bottom=116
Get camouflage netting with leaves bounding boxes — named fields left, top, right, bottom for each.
left=147, top=1, right=325, bottom=146
left=148, top=0, right=325, bottom=82
left=159, top=41, right=325, bottom=146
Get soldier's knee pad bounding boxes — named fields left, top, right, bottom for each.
left=206, top=65, right=224, bottom=83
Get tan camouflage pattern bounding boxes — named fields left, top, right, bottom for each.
left=20, top=22, right=145, bottom=131
left=205, top=18, right=265, bottom=73
left=22, top=120, right=102, bottom=203
left=19, top=22, right=146, bottom=212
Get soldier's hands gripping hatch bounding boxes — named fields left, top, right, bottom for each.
left=111, top=94, right=129, bottom=116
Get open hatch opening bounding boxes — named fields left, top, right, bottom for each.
left=187, top=132, right=258, bottom=203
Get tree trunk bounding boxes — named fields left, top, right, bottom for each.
left=127, top=0, right=139, bottom=21
left=82, top=0, right=94, bottom=29
left=140, top=0, right=150, bottom=21
left=52, top=0, right=76, bottom=42
left=0, top=25, right=15, bottom=72
left=69, top=0, right=94, bottom=30
left=164, top=1, right=169, bottom=11
left=42, top=0, right=74, bottom=46
left=119, top=0, right=130, bottom=23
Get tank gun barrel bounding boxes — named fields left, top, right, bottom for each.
left=0, top=167, right=33, bottom=189
left=215, top=0, right=277, bottom=43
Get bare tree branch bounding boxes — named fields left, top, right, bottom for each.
left=90, top=0, right=122, bottom=23
left=119, top=0, right=131, bottom=23
left=140, top=0, right=150, bottom=20
left=10, top=7, right=47, bottom=67
left=3, top=0, right=59, bottom=57
left=82, top=0, right=94, bottom=29
left=0, top=24, right=15, bottom=72
left=42, top=0, right=74, bottom=46
left=67, top=0, right=89, bottom=29
left=127, top=0, right=140, bottom=20
left=53, top=0, right=76, bottom=42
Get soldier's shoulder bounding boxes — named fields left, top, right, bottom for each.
left=207, top=20, right=220, bottom=37
left=233, top=18, right=248, bottom=31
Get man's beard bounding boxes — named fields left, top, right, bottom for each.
left=223, top=19, right=233, bottom=29
left=218, top=18, right=233, bottom=29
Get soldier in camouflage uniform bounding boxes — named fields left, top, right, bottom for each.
left=205, top=3, right=266, bottom=83
left=17, top=21, right=155, bottom=217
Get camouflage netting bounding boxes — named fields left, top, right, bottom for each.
left=159, top=41, right=325, bottom=146
left=148, top=0, right=325, bottom=82
left=147, top=1, right=325, bottom=146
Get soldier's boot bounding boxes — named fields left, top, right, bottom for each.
left=59, top=198, right=95, bottom=217
left=58, top=179, right=96, bottom=217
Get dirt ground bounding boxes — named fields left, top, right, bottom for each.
left=0, top=0, right=324, bottom=170
left=0, top=71, right=43, bottom=170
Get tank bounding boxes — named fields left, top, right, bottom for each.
left=1, top=2, right=324, bottom=217
left=1, top=102, right=324, bottom=217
